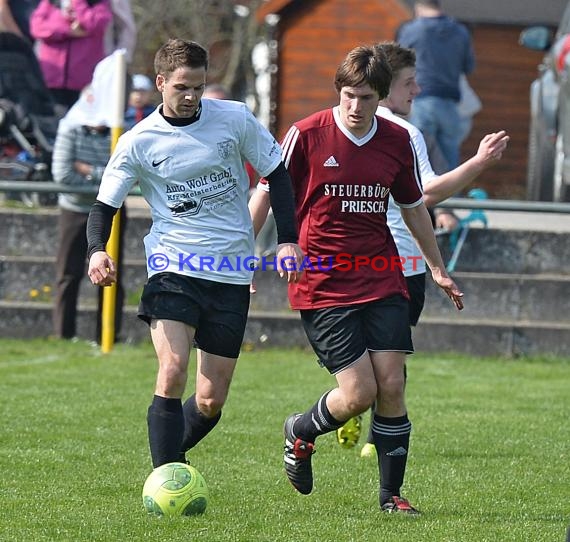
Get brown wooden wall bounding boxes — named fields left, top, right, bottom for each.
left=269, top=1, right=546, bottom=199
left=272, top=0, right=410, bottom=138
left=461, top=24, right=546, bottom=199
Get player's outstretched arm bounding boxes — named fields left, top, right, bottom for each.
left=423, top=130, right=510, bottom=207
left=401, top=203, right=464, bottom=310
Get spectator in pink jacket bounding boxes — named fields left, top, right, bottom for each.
left=30, top=0, right=112, bottom=111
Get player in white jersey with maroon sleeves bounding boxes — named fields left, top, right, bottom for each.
left=85, top=38, right=302, bottom=471
left=249, top=44, right=463, bottom=514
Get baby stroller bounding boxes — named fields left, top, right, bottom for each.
left=0, top=32, right=60, bottom=206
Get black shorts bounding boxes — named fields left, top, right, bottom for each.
left=138, top=272, right=250, bottom=359
left=406, top=272, right=426, bottom=327
left=300, top=295, right=413, bottom=375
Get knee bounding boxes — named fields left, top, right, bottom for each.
left=157, top=358, right=188, bottom=397
left=346, top=396, right=374, bottom=415
left=165, top=361, right=187, bottom=385
left=343, top=383, right=377, bottom=414
left=379, top=372, right=406, bottom=400
left=195, top=395, right=224, bottom=418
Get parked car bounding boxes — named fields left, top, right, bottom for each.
left=520, top=2, right=570, bottom=202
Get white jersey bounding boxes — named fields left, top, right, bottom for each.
left=97, top=98, right=282, bottom=284
left=377, top=105, right=437, bottom=277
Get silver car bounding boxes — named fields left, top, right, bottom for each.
left=520, top=2, right=570, bottom=202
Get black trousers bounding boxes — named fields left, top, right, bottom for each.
left=53, top=206, right=126, bottom=341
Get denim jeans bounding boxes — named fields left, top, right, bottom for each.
left=410, top=96, right=462, bottom=170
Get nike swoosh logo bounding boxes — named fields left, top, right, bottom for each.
left=152, top=157, right=170, bottom=167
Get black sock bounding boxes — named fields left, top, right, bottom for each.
left=371, top=413, right=412, bottom=505
left=293, top=391, right=345, bottom=442
left=179, top=394, right=221, bottom=456
left=147, top=395, right=184, bottom=468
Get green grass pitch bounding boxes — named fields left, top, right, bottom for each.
left=0, top=338, right=568, bottom=541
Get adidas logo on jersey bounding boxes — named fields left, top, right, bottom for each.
left=323, top=155, right=339, bottom=167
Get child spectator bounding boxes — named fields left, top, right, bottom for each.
left=124, top=73, right=155, bottom=129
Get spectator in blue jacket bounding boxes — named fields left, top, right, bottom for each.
left=397, top=0, right=475, bottom=170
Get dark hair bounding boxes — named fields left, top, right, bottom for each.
left=374, top=42, right=416, bottom=78
left=153, top=39, right=209, bottom=78
left=334, top=45, right=392, bottom=99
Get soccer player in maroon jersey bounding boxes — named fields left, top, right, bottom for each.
left=250, top=44, right=463, bottom=513
left=342, top=42, right=508, bottom=461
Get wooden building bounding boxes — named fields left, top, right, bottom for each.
left=256, top=0, right=565, bottom=199
left=256, top=0, right=410, bottom=139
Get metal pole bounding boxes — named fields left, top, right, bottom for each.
left=100, top=50, right=127, bottom=353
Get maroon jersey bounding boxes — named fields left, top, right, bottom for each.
left=281, top=107, right=423, bottom=310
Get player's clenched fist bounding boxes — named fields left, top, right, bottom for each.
left=88, top=251, right=116, bottom=286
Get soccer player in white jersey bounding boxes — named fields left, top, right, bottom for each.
left=86, top=39, right=303, bottom=470
left=339, top=42, right=509, bottom=460
left=250, top=44, right=464, bottom=514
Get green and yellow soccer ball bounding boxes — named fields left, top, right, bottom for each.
left=142, top=462, right=208, bottom=517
